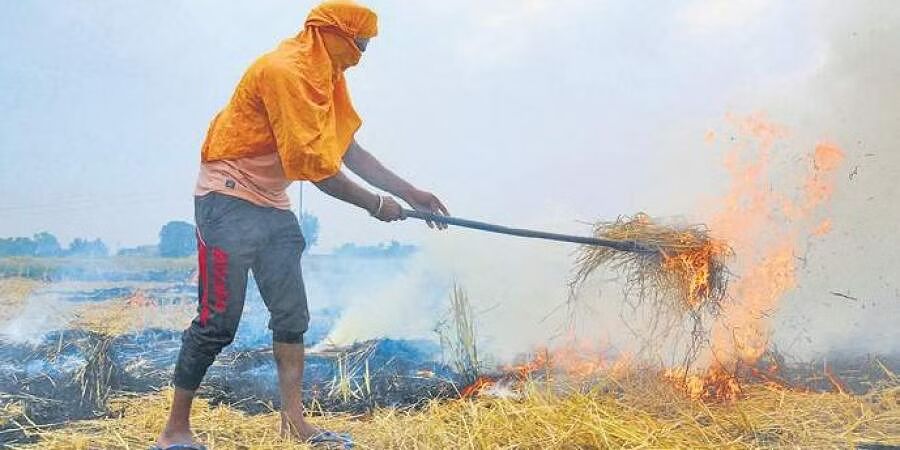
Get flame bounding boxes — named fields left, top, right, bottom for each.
left=665, top=365, right=741, bottom=401
left=804, top=142, right=845, bottom=209
left=460, top=375, right=497, bottom=398
left=460, top=350, right=550, bottom=399
left=660, top=238, right=728, bottom=309
left=460, top=343, right=630, bottom=398
left=125, top=289, right=153, bottom=308
left=811, top=219, right=832, bottom=237
left=693, top=114, right=845, bottom=400
left=508, top=348, right=551, bottom=378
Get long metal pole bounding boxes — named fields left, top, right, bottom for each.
left=402, top=209, right=657, bottom=254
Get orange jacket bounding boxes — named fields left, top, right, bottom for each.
left=200, top=1, right=378, bottom=181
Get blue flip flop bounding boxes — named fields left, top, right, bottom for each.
left=149, top=444, right=207, bottom=450
left=308, top=430, right=355, bottom=449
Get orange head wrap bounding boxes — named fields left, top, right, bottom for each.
left=303, top=1, right=378, bottom=71
left=200, top=1, right=378, bottom=181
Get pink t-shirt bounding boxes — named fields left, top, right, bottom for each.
left=194, top=152, right=292, bottom=209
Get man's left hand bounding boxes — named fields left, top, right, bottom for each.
left=403, top=189, right=450, bottom=229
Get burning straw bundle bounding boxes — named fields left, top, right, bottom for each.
left=571, top=213, right=731, bottom=315
left=568, top=213, right=731, bottom=364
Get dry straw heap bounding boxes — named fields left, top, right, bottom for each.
left=568, top=213, right=732, bottom=361
left=571, top=213, right=731, bottom=316
left=19, top=375, right=899, bottom=449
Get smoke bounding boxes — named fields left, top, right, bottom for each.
left=317, top=231, right=574, bottom=356
left=760, top=2, right=900, bottom=358
left=417, top=230, right=574, bottom=360
left=322, top=215, right=652, bottom=364
left=319, top=257, right=446, bottom=348
left=0, top=291, right=75, bottom=344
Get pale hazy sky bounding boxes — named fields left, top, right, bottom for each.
left=0, top=0, right=856, bottom=250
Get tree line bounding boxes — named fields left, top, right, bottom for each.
left=1, top=213, right=321, bottom=259
left=0, top=232, right=108, bottom=258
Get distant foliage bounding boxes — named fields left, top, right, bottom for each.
left=33, top=232, right=63, bottom=257
left=0, top=237, right=36, bottom=257
left=66, top=238, right=108, bottom=258
left=0, top=232, right=65, bottom=257
left=332, top=240, right=418, bottom=258
left=158, top=221, right=196, bottom=258
left=299, top=212, right=320, bottom=251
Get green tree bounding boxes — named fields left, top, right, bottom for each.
left=33, top=232, right=62, bottom=257
left=158, top=221, right=196, bottom=257
left=0, top=237, right=36, bottom=256
left=67, top=238, right=108, bottom=257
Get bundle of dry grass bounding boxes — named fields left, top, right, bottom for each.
left=73, top=332, right=118, bottom=411
left=571, top=213, right=731, bottom=315
left=19, top=376, right=898, bottom=449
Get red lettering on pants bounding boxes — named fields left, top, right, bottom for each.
left=213, top=247, right=229, bottom=313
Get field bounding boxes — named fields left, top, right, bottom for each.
left=15, top=377, right=899, bottom=449
left=0, top=259, right=898, bottom=449
left=0, top=256, right=193, bottom=282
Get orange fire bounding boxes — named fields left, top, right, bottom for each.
left=665, top=364, right=742, bottom=401
left=460, top=343, right=630, bottom=398
left=691, top=114, right=845, bottom=399
left=811, top=219, right=832, bottom=237
left=659, top=238, right=729, bottom=310
left=472, top=114, right=844, bottom=402
left=460, top=375, right=498, bottom=398
left=125, top=289, right=153, bottom=307
left=459, top=351, right=549, bottom=398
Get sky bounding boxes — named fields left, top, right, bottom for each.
left=0, top=0, right=825, bottom=250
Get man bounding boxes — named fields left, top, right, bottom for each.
left=155, top=1, right=448, bottom=448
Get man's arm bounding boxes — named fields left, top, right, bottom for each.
left=312, top=170, right=403, bottom=222
left=343, top=140, right=416, bottom=197
left=343, top=140, right=450, bottom=228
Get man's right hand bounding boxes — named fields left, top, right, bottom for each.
left=370, top=195, right=403, bottom=222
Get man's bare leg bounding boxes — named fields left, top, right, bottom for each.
left=274, top=341, right=319, bottom=439
left=156, top=388, right=200, bottom=447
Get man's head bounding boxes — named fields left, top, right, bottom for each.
left=305, top=1, right=377, bottom=71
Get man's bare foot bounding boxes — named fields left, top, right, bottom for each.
left=280, top=408, right=321, bottom=441
left=156, top=426, right=203, bottom=449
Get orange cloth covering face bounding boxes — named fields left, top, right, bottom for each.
left=200, top=1, right=378, bottom=181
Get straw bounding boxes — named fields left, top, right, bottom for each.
left=571, top=213, right=731, bottom=315
left=19, top=375, right=898, bottom=449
